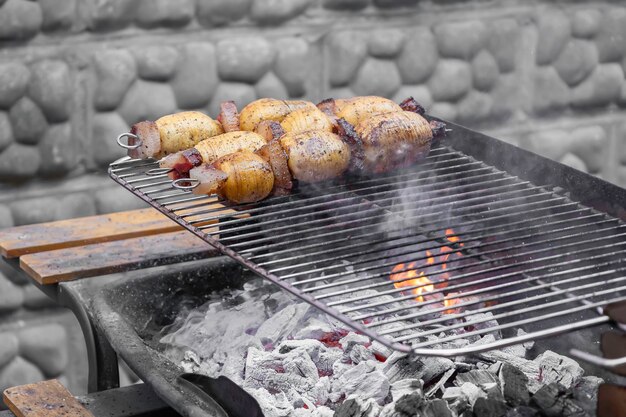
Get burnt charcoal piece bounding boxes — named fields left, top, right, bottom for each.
left=395, top=392, right=424, bottom=416
left=505, top=406, right=540, bottom=417
left=530, top=383, right=568, bottom=417
left=601, top=331, right=626, bottom=377
left=473, top=397, right=509, bottom=417
left=399, top=96, right=426, bottom=115
left=597, top=384, right=626, bottom=417
left=335, top=399, right=361, bottom=417
left=422, top=399, right=454, bottom=417
left=499, top=363, right=530, bottom=406
left=456, top=370, right=498, bottom=388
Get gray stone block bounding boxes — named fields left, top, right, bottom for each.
left=18, top=324, right=68, bottom=377
left=472, top=50, right=500, bottom=92
left=0, top=0, right=43, bottom=41
left=94, top=186, right=147, bottom=214
left=490, top=73, right=519, bottom=120
left=593, top=9, right=626, bottom=63
left=0, top=332, right=18, bottom=368
left=0, top=278, right=23, bottom=314
left=392, top=85, right=433, bottom=110
left=0, top=112, right=12, bottom=152
left=0, top=357, right=44, bottom=393
left=429, top=102, right=457, bottom=121
left=55, top=193, right=97, bottom=221
left=434, top=20, right=487, bottom=60
left=38, top=122, right=77, bottom=176
left=218, top=37, right=275, bottom=84
left=487, top=18, right=519, bottom=73
left=39, top=0, right=76, bottom=31
left=28, top=60, right=72, bottom=123
left=274, top=38, right=311, bottom=97
left=83, top=0, right=135, bottom=31
left=351, top=58, right=401, bottom=98
left=0, top=204, right=13, bottom=228
left=525, top=129, right=569, bottom=161
left=427, top=59, right=472, bottom=102
left=553, top=40, right=598, bottom=86
left=570, top=125, right=607, bottom=173
left=327, top=30, right=368, bottom=87
left=373, top=0, right=418, bottom=7
left=250, top=0, right=311, bottom=25
left=0, top=62, right=30, bottom=110
left=323, top=0, right=369, bottom=10
left=133, top=46, right=179, bottom=82
left=572, top=9, right=602, bottom=38
left=457, top=90, right=493, bottom=123
left=118, top=80, right=177, bottom=124
left=93, top=49, right=137, bottom=112
left=135, top=0, right=194, bottom=28
left=532, top=66, right=569, bottom=113
left=172, top=43, right=218, bottom=109
left=10, top=196, right=58, bottom=225
left=0, top=144, right=41, bottom=181
left=571, top=63, right=623, bottom=108
left=368, top=29, right=405, bottom=59
left=208, top=82, right=257, bottom=118
left=397, top=27, right=438, bottom=84
left=535, top=8, right=571, bottom=66
left=255, top=72, right=289, bottom=100
left=197, top=0, right=251, bottom=26
left=92, top=111, right=129, bottom=167
left=9, top=97, right=48, bottom=145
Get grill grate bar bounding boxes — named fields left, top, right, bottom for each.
left=108, top=136, right=626, bottom=356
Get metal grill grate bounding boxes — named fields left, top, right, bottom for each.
left=109, top=143, right=626, bottom=357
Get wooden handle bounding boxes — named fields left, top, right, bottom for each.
left=3, top=379, right=94, bottom=417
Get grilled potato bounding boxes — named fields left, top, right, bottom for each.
left=129, top=111, right=223, bottom=159
left=160, top=131, right=267, bottom=176
left=318, top=96, right=402, bottom=127
left=280, top=130, right=350, bottom=183
left=280, top=107, right=334, bottom=134
left=190, top=151, right=274, bottom=203
left=355, top=111, right=433, bottom=173
left=239, top=98, right=317, bottom=131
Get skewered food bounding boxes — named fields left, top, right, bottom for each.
left=239, top=98, right=317, bottom=131
left=280, top=130, right=351, bottom=183
left=280, top=106, right=334, bottom=134
left=216, top=101, right=240, bottom=132
left=189, top=151, right=274, bottom=204
left=126, top=111, right=223, bottom=159
left=317, top=96, right=403, bottom=127
left=256, top=137, right=293, bottom=194
left=354, top=111, right=433, bottom=173
left=159, top=131, right=267, bottom=177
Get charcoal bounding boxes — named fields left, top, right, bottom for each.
left=534, top=351, right=584, bottom=390
left=442, top=386, right=465, bottom=402
left=571, top=375, right=602, bottom=416
left=390, top=379, right=423, bottom=400
left=335, top=398, right=375, bottom=417
left=499, top=363, right=530, bottom=406
left=312, top=406, right=334, bottom=417
left=308, top=376, right=331, bottom=405
left=383, top=352, right=454, bottom=384
left=422, top=399, right=454, bottom=417
left=425, top=368, right=455, bottom=398
left=243, top=347, right=319, bottom=393
left=394, top=392, right=424, bottom=416
left=456, top=370, right=498, bottom=389
left=487, top=362, right=503, bottom=375
left=340, top=332, right=370, bottom=349
left=251, top=388, right=294, bottom=417
left=331, top=361, right=390, bottom=405
left=530, top=382, right=568, bottom=417
left=460, top=382, right=488, bottom=407
left=473, top=397, right=509, bottom=417
left=348, top=344, right=375, bottom=364
left=255, top=303, right=311, bottom=344
left=505, top=406, right=540, bottom=417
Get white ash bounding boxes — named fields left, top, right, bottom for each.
left=159, top=280, right=602, bottom=417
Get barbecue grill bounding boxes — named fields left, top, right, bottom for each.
left=110, top=119, right=626, bottom=359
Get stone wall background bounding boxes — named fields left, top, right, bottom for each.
left=1, top=0, right=626, bottom=398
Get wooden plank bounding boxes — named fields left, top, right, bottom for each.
left=0, top=208, right=185, bottom=259
left=3, top=379, right=94, bottom=417
left=19, top=230, right=218, bottom=285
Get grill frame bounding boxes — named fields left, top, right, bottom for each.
left=108, top=120, right=626, bottom=357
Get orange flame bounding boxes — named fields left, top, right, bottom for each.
left=389, top=228, right=466, bottom=313
left=443, top=293, right=461, bottom=314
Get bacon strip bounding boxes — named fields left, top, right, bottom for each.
left=399, top=96, right=426, bottom=115
left=217, top=101, right=240, bottom=132
left=335, top=118, right=365, bottom=173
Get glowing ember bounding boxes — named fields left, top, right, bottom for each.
left=443, top=292, right=462, bottom=314
left=389, top=228, right=465, bottom=312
